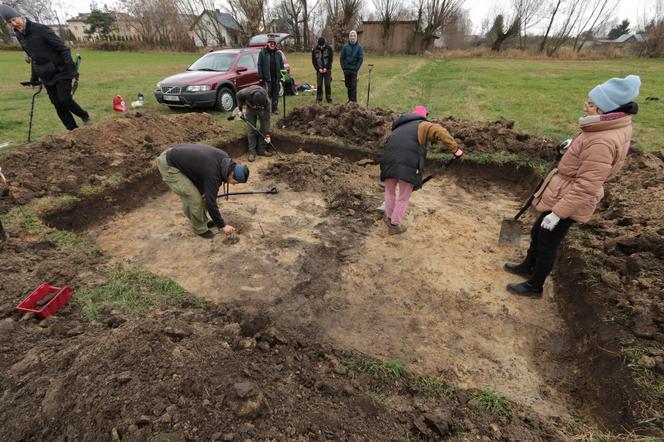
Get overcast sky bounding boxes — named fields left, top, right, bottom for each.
left=57, top=0, right=656, bottom=33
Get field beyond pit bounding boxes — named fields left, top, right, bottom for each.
left=0, top=50, right=663, bottom=151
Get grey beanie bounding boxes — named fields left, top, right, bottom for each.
left=0, top=4, right=21, bottom=21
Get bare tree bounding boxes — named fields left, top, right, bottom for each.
left=512, top=0, right=543, bottom=49
left=120, top=0, right=194, bottom=49
left=226, top=0, right=266, bottom=37
left=373, top=0, right=404, bottom=52
left=487, top=14, right=520, bottom=51
left=539, top=0, right=562, bottom=52
left=571, top=0, right=617, bottom=52
left=324, top=0, right=362, bottom=50
left=277, top=0, right=303, bottom=48
left=639, top=0, right=664, bottom=57
left=413, top=0, right=466, bottom=53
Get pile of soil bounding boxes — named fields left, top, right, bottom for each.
left=264, top=152, right=381, bottom=225
left=0, top=112, right=225, bottom=214
left=280, top=102, right=394, bottom=148
left=279, top=103, right=557, bottom=160
left=0, top=237, right=566, bottom=441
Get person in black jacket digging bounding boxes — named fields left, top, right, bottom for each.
left=156, top=144, right=249, bottom=239
left=312, top=37, right=333, bottom=104
left=380, top=106, right=462, bottom=235
left=1, top=4, right=91, bottom=131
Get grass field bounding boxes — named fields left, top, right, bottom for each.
left=0, top=50, right=662, bottom=151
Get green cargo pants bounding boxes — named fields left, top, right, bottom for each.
left=156, top=150, right=209, bottom=234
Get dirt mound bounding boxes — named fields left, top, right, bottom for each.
left=279, top=102, right=395, bottom=148
left=0, top=112, right=224, bottom=214
left=279, top=103, right=557, bottom=160
left=437, top=116, right=556, bottom=160
left=263, top=152, right=381, bottom=225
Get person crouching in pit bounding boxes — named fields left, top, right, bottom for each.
left=505, top=75, right=641, bottom=297
left=156, top=143, right=249, bottom=239
left=379, top=105, right=463, bottom=235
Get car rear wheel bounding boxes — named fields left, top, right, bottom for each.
left=216, top=87, right=236, bottom=112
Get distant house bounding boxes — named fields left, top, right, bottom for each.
left=360, top=21, right=432, bottom=53
left=267, top=18, right=290, bottom=34
left=596, top=33, right=647, bottom=46
left=191, top=10, right=243, bottom=48
left=66, top=13, right=90, bottom=41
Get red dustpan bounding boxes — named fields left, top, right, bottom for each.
left=16, top=283, right=72, bottom=319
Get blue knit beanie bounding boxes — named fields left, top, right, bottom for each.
left=233, top=163, right=249, bottom=183
left=589, top=75, right=641, bottom=113
left=0, top=4, right=21, bottom=21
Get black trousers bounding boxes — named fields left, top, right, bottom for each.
left=316, top=71, right=332, bottom=102
left=44, top=79, right=88, bottom=131
left=522, top=211, right=575, bottom=288
left=265, top=80, right=280, bottom=113
left=343, top=70, right=358, bottom=102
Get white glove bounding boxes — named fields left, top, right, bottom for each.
left=453, top=148, right=464, bottom=158
left=264, top=135, right=271, bottom=144
left=233, top=107, right=243, bottom=118
left=541, top=212, right=561, bottom=231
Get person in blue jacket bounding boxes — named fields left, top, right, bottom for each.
left=340, top=30, right=364, bottom=103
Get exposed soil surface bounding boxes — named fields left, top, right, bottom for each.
left=88, top=152, right=575, bottom=421
left=280, top=102, right=557, bottom=160
left=0, top=111, right=224, bottom=214
left=1, top=110, right=663, bottom=439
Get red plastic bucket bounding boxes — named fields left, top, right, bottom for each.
left=16, top=283, right=72, bottom=319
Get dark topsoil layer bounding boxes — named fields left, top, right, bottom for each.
left=279, top=102, right=557, bottom=160
left=1, top=108, right=662, bottom=438
left=0, top=111, right=225, bottom=215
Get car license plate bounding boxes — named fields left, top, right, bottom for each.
left=163, top=95, right=180, bottom=102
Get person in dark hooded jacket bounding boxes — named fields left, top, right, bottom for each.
left=312, top=36, right=333, bottom=103
left=380, top=106, right=463, bottom=235
left=156, top=144, right=249, bottom=239
left=235, top=84, right=273, bottom=162
left=1, top=3, right=90, bottom=131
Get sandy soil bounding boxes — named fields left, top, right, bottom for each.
left=88, top=152, right=573, bottom=421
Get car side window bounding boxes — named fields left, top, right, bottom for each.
left=238, top=54, right=255, bottom=70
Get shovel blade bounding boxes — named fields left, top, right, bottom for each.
left=499, top=219, right=523, bottom=247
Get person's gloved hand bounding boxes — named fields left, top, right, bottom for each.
left=233, top=107, right=243, bottom=119
left=222, top=225, right=236, bottom=234
left=541, top=212, right=561, bottom=231
left=454, top=148, right=464, bottom=158
left=264, top=134, right=271, bottom=144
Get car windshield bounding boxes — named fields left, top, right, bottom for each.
left=188, top=53, right=236, bottom=72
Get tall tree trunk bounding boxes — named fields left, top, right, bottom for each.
left=539, top=0, right=562, bottom=53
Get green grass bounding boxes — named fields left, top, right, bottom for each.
left=76, top=268, right=186, bottom=320
left=474, top=388, right=511, bottom=417
left=366, top=391, right=390, bottom=411
left=1, top=51, right=662, bottom=151
left=409, top=373, right=455, bottom=399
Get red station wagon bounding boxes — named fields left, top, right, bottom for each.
left=155, top=34, right=290, bottom=112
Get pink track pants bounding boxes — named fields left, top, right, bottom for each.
left=384, top=178, right=414, bottom=225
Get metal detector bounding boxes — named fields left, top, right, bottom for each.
left=21, top=82, right=43, bottom=143
left=227, top=113, right=283, bottom=158
left=218, top=186, right=278, bottom=199
left=366, top=64, right=374, bottom=107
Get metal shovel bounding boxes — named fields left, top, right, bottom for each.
left=218, top=186, right=278, bottom=199
left=498, top=139, right=572, bottom=247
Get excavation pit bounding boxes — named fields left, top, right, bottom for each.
left=4, top=110, right=659, bottom=437
left=79, top=138, right=577, bottom=421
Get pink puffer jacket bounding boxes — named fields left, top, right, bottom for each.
left=533, top=115, right=632, bottom=223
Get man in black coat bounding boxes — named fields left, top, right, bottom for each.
left=257, top=34, right=285, bottom=114
left=235, top=85, right=272, bottom=162
left=311, top=37, right=333, bottom=104
left=156, top=144, right=249, bottom=239
left=1, top=4, right=91, bottom=131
